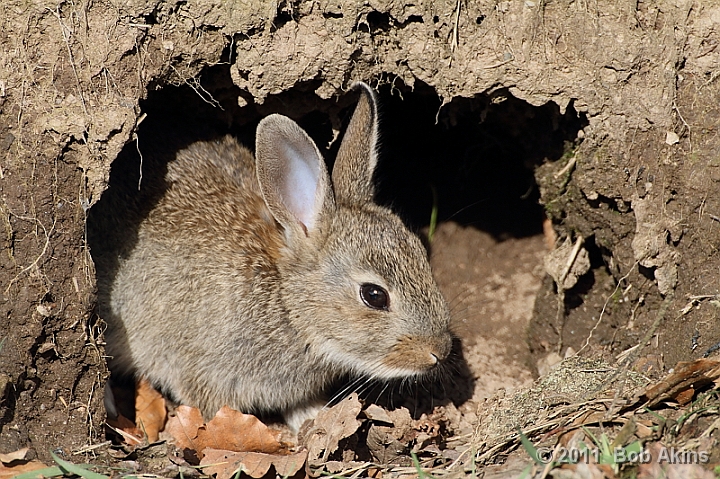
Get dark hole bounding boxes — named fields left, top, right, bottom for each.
left=89, top=64, right=588, bottom=420
left=638, top=264, right=656, bottom=281
left=476, top=15, right=486, bottom=24
left=366, top=10, right=390, bottom=31
left=352, top=81, right=588, bottom=239
left=91, top=65, right=589, bottom=251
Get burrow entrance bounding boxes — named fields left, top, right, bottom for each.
left=88, top=64, right=589, bottom=418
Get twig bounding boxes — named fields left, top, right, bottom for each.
left=673, top=101, right=691, bottom=151
left=451, top=0, right=461, bottom=52
left=554, top=153, right=577, bottom=179
left=4, top=215, right=57, bottom=294
left=72, top=441, right=111, bottom=455
left=576, top=262, right=637, bottom=355
left=554, top=236, right=584, bottom=353
left=558, top=236, right=584, bottom=288
left=448, top=0, right=462, bottom=67
left=50, top=6, right=89, bottom=119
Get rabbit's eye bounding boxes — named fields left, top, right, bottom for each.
left=360, top=283, right=389, bottom=310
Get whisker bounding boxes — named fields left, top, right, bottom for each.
left=355, top=377, right=377, bottom=398
left=445, top=199, right=489, bottom=222
left=325, top=376, right=367, bottom=409
left=374, top=381, right=390, bottom=404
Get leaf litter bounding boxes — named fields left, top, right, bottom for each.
left=9, top=359, right=717, bottom=478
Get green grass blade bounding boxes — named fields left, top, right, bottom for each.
left=50, top=451, right=109, bottom=479
left=411, top=451, right=431, bottom=479
left=428, top=185, right=438, bottom=244
left=10, top=466, right=64, bottom=479
left=518, top=429, right=543, bottom=466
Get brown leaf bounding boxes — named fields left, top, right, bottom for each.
left=642, top=359, right=720, bottom=406
left=0, top=448, right=29, bottom=464
left=363, top=404, right=393, bottom=424
left=164, top=405, right=205, bottom=452
left=135, top=378, right=167, bottom=442
left=0, top=460, right=48, bottom=479
left=200, top=448, right=307, bottom=479
left=301, top=393, right=362, bottom=464
left=165, top=405, right=283, bottom=459
left=106, top=412, right=144, bottom=446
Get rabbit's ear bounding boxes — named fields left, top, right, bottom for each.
left=256, top=115, right=335, bottom=237
left=332, top=82, right=379, bottom=205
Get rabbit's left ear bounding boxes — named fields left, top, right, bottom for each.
left=255, top=114, right=335, bottom=238
left=332, top=82, right=379, bottom=205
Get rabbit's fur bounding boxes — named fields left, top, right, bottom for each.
left=94, top=83, right=452, bottom=429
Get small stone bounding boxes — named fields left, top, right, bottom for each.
left=665, top=131, right=680, bottom=145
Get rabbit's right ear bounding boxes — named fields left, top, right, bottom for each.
left=255, top=115, right=335, bottom=237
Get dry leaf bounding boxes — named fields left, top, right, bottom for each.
left=106, top=412, right=144, bottom=446
left=135, top=378, right=167, bottom=442
left=0, top=448, right=28, bottom=464
left=364, top=404, right=393, bottom=424
left=165, top=405, right=283, bottom=459
left=367, top=424, right=407, bottom=464
left=0, top=460, right=48, bottom=479
left=301, top=393, right=362, bottom=464
left=642, top=359, right=720, bottom=406
left=164, top=405, right=205, bottom=452
left=200, top=448, right=307, bottom=479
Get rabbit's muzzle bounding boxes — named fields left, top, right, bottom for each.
left=382, top=333, right=453, bottom=373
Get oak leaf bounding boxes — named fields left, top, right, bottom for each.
left=165, top=405, right=283, bottom=459
left=300, top=393, right=362, bottom=464
left=135, top=378, right=167, bottom=442
left=200, top=448, right=307, bottom=479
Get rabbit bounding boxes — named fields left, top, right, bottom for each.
left=95, top=82, right=453, bottom=430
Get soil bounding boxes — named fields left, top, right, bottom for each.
left=2, top=0, right=720, bottom=476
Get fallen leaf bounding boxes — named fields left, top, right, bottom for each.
left=675, top=386, right=695, bottom=405
left=642, top=359, right=720, bottom=406
left=164, top=405, right=205, bottom=451
left=0, top=461, right=49, bottom=479
left=366, top=406, right=418, bottom=463
left=106, top=413, right=144, bottom=446
left=301, top=393, right=362, bottom=464
left=367, top=424, right=407, bottom=464
left=165, top=405, right=283, bottom=459
left=135, top=378, right=167, bottom=442
left=363, top=404, right=393, bottom=424
left=0, top=448, right=28, bottom=464
left=200, top=448, right=307, bottom=479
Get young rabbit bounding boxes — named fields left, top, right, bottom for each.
left=96, top=82, right=453, bottom=430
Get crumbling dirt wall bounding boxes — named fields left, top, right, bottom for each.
left=2, top=0, right=719, bottom=458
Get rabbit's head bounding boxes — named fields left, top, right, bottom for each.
left=255, top=83, right=452, bottom=381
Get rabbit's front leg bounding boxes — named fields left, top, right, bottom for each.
left=284, top=400, right=326, bottom=431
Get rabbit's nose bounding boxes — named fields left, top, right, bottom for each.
left=430, top=332, right=453, bottom=362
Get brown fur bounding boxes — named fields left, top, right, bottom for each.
left=93, top=83, right=452, bottom=430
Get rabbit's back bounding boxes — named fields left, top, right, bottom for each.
left=102, top=137, right=325, bottom=417
left=147, top=137, right=281, bottom=260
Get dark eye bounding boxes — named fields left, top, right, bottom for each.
left=360, top=283, right=389, bottom=310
